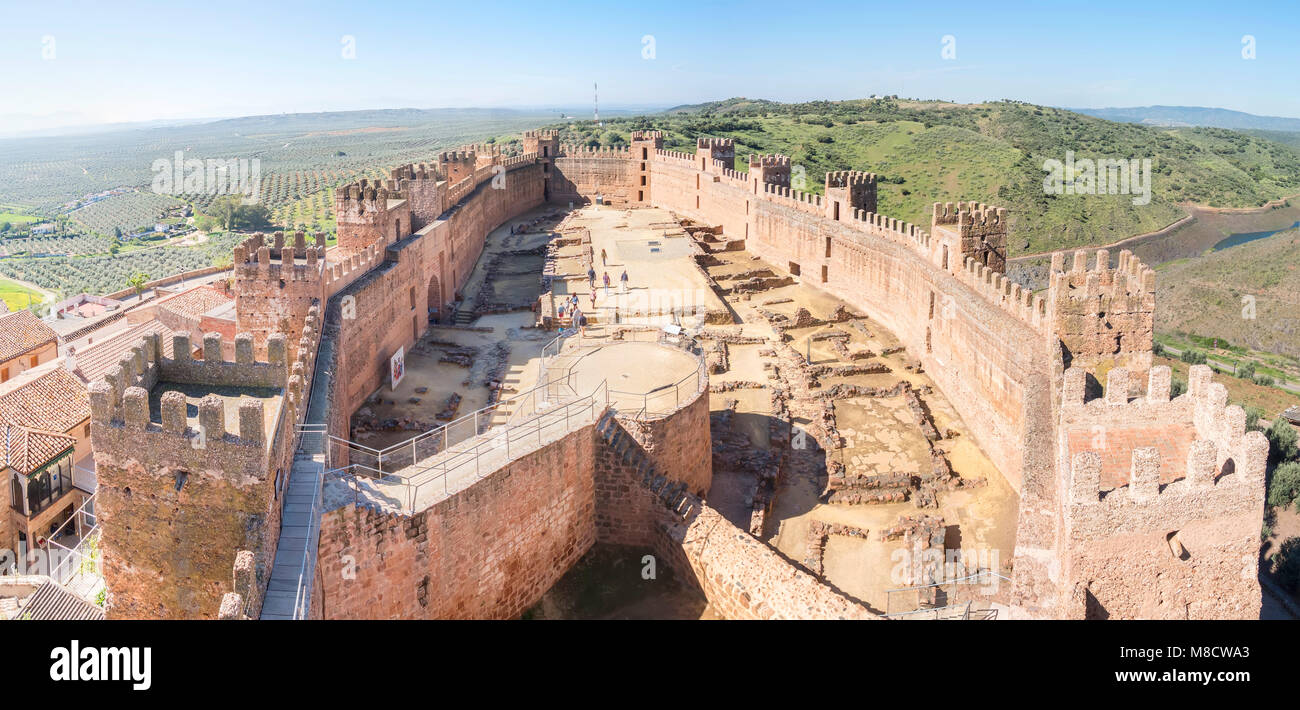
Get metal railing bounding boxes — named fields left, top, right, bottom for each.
left=884, top=570, right=1011, bottom=619
left=538, top=327, right=708, bottom=421
left=330, top=380, right=609, bottom=513
left=45, top=494, right=101, bottom=600
left=608, top=349, right=707, bottom=419
left=292, top=457, right=324, bottom=620
left=332, top=372, right=580, bottom=476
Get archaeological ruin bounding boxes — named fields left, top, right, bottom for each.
left=85, top=129, right=1269, bottom=620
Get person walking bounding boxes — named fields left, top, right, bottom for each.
left=589, top=288, right=597, bottom=310
left=576, top=308, right=588, bottom=337
left=602, top=271, right=611, bottom=297
left=620, top=269, right=629, bottom=294
left=600, top=248, right=607, bottom=266
left=587, top=265, right=596, bottom=289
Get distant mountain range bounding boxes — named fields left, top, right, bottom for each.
left=1067, top=105, right=1300, bottom=132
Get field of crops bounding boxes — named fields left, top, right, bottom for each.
left=0, top=232, right=242, bottom=296
left=70, top=190, right=184, bottom=237
left=0, top=233, right=108, bottom=257
left=0, top=277, right=48, bottom=312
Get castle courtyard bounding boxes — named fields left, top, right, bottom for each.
left=341, top=202, right=1022, bottom=617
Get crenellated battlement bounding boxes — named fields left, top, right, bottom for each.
left=87, top=330, right=291, bottom=481
left=930, top=201, right=1008, bottom=273
left=825, top=170, right=877, bottom=188
left=750, top=153, right=790, bottom=168
left=748, top=153, right=791, bottom=188
left=1060, top=363, right=1268, bottom=556
left=697, top=137, right=735, bottom=150
left=697, top=137, right=735, bottom=170
left=524, top=129, right=559, bottom=139
left=335, top=178, right=399, bottom=221
left=630, top=129, right=663, bottom=142
left=559, top=143, right=632, bottom=157
left=825, top=170, right=878, bottom=218
left=931, top=201, right=1007, bottom=229
left=654, top=148, right=696, bottom=164
left=1047, top=248, right=1155, bottom=374
left=233, top=231, right=327, bottom=282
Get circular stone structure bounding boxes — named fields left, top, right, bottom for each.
left=568, top=341, right=703, bottom=415
left=567, top=339, right=712, bottom=495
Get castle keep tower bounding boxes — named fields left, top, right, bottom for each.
left=697, top=137, right=735, bottom=171
left=931, top=201, right=1008, bottom=273
left=1055, top=364, right=1267, bottom=618
left=1047, top=248, right=1155, bottom=375
left=89, top=331, right=298, bottom=619
left=824, top=170, right=877, bottom=221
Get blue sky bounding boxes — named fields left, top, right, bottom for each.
left=2, top=0, right=1298, bottom=126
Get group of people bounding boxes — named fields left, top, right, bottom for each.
left=557, top=248, right=629, bottom=336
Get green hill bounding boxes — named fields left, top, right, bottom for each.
left=550, top=98, right=1300, bottom=256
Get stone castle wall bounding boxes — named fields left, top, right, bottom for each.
left=88, top=332, right=297, bottom=619
left=552, top=146, right=637, bottom=206
left=1057, top=364, right=1267, bottom=618
left=328, top=161, right=545, bottom=429
left=646, top=151, right=1054, bottom=494
left=315, top=423, right=598, bottom=619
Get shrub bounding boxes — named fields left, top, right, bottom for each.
left=1267, top=461, right=1300, bottom=508
left=1272, top=537, right=1300, bottom=593
left=1170, top=378, right=1187, bottom=398
left=1266, top=418, right=1299, bottom=465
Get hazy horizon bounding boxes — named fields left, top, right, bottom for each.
left=3, top=0, right=1297, bottom=133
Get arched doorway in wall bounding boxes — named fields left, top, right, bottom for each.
left=427, top=273, right=443, bottom=325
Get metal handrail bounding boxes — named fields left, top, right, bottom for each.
left=331, top=379, right=610, bottom=513
left=291, top=460, right=325, bottom=620
left=331, top=371, right=582, bottom=473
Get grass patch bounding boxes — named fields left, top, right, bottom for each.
left=0, top=277, right=47, bottom=311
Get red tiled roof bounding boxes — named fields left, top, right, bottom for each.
left=0, top=365, right=90, bottom=434
left=71, top=319, right=176, bottom=384
left=0, top=311, right=58, bottom=363
left=1, top=424, right=74, bottom=475
left=157, top=284, right=232, bottom=319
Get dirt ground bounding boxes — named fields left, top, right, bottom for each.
left=698, top=245, right=1020, bottom=615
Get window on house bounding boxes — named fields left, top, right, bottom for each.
left=30, top=355, right=39, bottom=368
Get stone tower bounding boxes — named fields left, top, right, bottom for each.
left=824, top=170, right=878, bottom=221
left=630, top=130, right=663, bottom=204
left=930, top=201, right=1009, bottom=274
left=749, top=154, right=791, bottom=190
left=88, top=331, right=298, bottom=619
left=697, top=137, right=735, bottom=171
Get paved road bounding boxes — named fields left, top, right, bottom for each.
left=1158, top=344, right=1300, bottom=396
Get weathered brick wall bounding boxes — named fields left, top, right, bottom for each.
left=613, top=385, right=712, bottom=497
left=316, top=423, right=597, bottom=619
